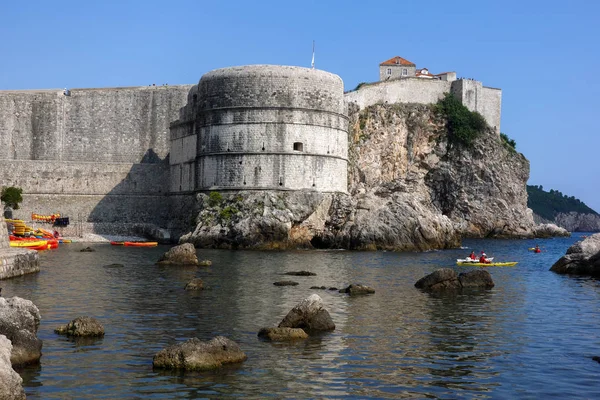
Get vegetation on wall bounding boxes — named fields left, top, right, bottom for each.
left=1, top=186, right=23, bottom=209
left=527, top=185, right=597, bottom=221
left=208, top=191, right=223, bottom=207
left=435, top=93, right=487, bottom=146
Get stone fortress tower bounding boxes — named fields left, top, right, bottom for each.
left=169, top=65, right=349, bottom=194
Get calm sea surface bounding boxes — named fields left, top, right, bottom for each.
left=2, top=233, right=599, bottom=399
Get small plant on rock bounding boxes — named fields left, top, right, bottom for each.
left=1, top=186, right=23, bottom=209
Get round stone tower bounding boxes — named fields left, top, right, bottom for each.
left=169, top=65, right=348, bottom=193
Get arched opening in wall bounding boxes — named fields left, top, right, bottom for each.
left=293, top=142, right=303, bottom=152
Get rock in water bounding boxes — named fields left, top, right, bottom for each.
left=415, top=268, right=494, bottom=291
left=156, top=243, right=199, bottom=265
left=152, top=336, right=246, bottom=371
left=55, top=316, right=105, bottom=337
left=0, top=335, right=26, bottom=400
left=184, top=278, right=204, bottom=290
left=257, top=327, right=308, bottom=341
left=0, top=296, right=43, bottom=366
left=550, top=233, right=600, bottom=277
left=278, top=294, right=335, bottom=333
left=339, top=284, right=375, bottom=295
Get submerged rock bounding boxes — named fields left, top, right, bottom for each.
left=273, top=281, right=299, bottom=287
left=0, top=296, right=42, bottom=366
left=285, top=271, right=317, bottom=276
left=0, top=335, right=25, bottom=400
left=55, top=316, right=105, bottom=337
left=152, top=336, right=246, bottom=371
left=257, top=327, right=308, bottom=341
left=80, top=247, right=95, bottom=252
left=339, top=284, right=375, bottom=295
left=550, top=233, right=600, bottom=277
left=157, top=243, right=198, bottom=265
left=415, top=268, right=494, bottom=291
left=199, top=260, right=212, bottom=266
left=184, top=278, right=204, bottom=291
left=278, top=294, right=335, bottom=333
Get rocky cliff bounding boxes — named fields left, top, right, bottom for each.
left=554, top=212, right=600, bottom=232
left=181, top=102, right=537, bottom=251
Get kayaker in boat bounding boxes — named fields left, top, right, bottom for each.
left=534, top=245, right=541, bottom=253
left=479, top=252, right=491, bottom=264
left=469, top=251, right=477, bottom=261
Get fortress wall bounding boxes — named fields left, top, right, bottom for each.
left=480, top=87, right=502, bottom=132
left=198, top=154, right=347, bottom=192
left=171, top=66, right=349, bottom=194
left=344, top=78, right=452, bottom=110
left=0, top=86, right=192, bottom=234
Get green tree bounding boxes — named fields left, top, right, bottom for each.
left=1, top=186, right=23, bottom=209
left=435, top=93, right=487, bottom=146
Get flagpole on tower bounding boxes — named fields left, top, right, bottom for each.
left=311, top=40, right=315, bottom=69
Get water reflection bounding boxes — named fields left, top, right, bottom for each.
left=1, top=236, right=599, bottom=398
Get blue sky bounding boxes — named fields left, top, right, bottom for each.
left=2, top=0, right=599, bottom=212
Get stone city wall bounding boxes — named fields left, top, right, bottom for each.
left=0, top=86, right=192, bottom=235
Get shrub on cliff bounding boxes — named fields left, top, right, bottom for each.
left=208, top=191, right=223, bottom=207
left=500, top=132, right=517, bottom=152
left=435, top=93, right=486, bottom=147
left=1, top=186, right=23, bottom=209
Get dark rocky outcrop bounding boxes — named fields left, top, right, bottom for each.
left=273, top=281, right=299, bottom=286
left=156, top=243, right=198, bottom=265
left=554, top=212, right=600, bottom=233
left=278, top=294, right=335, bottom=333
left=257, top=327, right=308, bottom=341
left=550, top=234, right=600, bottom=277
left=0, top=297, right=42, bottom=366
left=152, top=336, right=246, bottom=371
left=415, top=268, right=494, bottom=291
left=339, top=284, right=375, bottom=295
left=55, top=316, right=105, bottom=337
left=80, top=247, right=95, bottom=252
left=0, top=335, right=25, bottom=400
left=184, top=278, right=204, bottom=290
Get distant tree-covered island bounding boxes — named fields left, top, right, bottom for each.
left=527, top=185, right=598, bottom=221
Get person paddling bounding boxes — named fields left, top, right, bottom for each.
left=534, top=245, right=541, bottom=253
left=469, top=251, right=477, bottom=261
left=479, top=251, right=491, bottom=264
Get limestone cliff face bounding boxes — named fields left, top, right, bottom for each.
left=554, top=212, right=600, bottom=232
left=181, top=103, right=536, bottom=250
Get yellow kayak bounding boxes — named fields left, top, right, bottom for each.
left=10, top=240, right=48, bottom=248
left=456, top=261, right=518, bottom=267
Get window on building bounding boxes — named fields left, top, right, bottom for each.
left=387, top=68, right=392, bottom=75
left=293, top=142, right=303, bottom=152
left=402, top=68, right=408, bottom=76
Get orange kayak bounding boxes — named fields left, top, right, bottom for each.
left=110, top=241, right=125, bottom=246
left=124, top=241, right=158, bottom=247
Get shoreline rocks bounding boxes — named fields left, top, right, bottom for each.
left=550, top=233, right=600, bottom=277
left=278, top=294, right=335, bottom=333
left=0, top=296, right=43, bottom=366
left=0, top=335, right=26, bottom=400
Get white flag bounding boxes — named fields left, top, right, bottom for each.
left=311, top=41, right=315, bottom=69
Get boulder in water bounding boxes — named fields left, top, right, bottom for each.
left=278, top=294, right=335, bottom=333
left=257, top=327, right=308, bottom=341
left=415, top=268, right=494, bottom=291
left=339, top=284, right=375, bottom=295
left=152, top=336, right=246, bottom=371
left=55, top=316, right=105, bottom=337
left=184, top=278, right=204, bottom=291
left=156, top=243, right=198, bottom=265
left=550, top=233, right=600, bottom=277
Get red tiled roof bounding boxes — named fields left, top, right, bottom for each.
left=380, top=56, right=415, bottom=66
left=416, top=68, right=435, bottom=77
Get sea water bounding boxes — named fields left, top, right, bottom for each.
left=2, top=233, right=599, bottom=399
